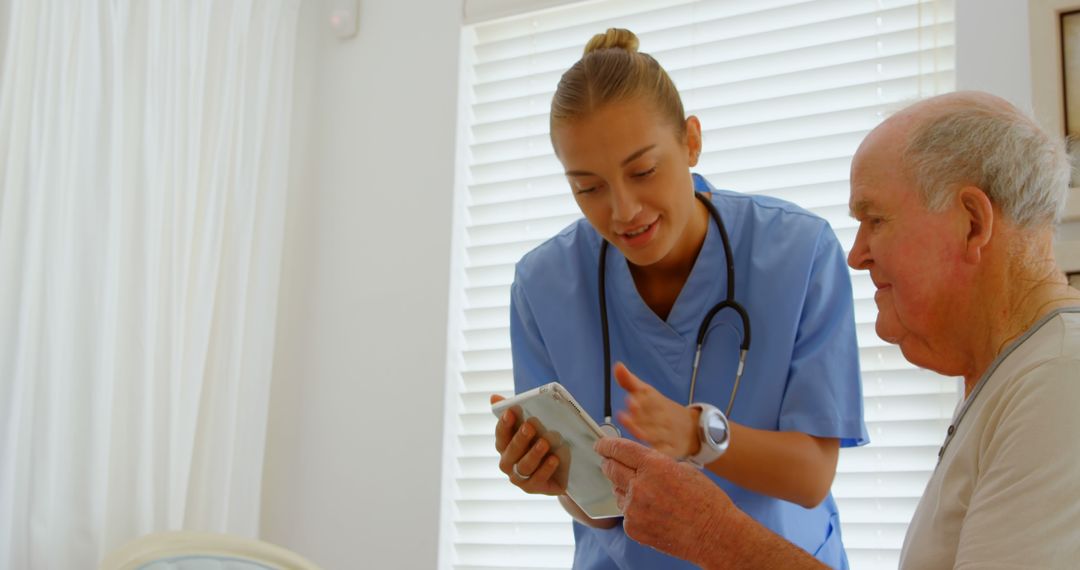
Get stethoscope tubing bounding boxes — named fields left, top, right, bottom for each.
left=599, top=191, right=751, bottom=433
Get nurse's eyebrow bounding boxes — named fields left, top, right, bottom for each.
left=564, top=144, right=657, bottom=177
left=620, top=144, right=656, bottom=166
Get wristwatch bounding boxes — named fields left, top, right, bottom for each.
left=686, top=403, right=730, bottom=467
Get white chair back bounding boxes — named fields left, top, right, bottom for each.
left=100, top=531, right=322, bottom=570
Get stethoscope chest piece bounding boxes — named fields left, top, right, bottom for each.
left=599, top=422, right=621, bottom=438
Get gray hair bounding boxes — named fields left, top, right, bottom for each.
left=902, top=104, right=1071, bottom=228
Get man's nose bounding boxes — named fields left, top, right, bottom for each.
left=847, top=225, right=871, bottom=270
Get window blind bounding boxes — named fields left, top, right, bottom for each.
left=441, top=1, right=957, bottom=568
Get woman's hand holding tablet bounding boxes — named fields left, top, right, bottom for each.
left=491, top=382, right=622, bottom=519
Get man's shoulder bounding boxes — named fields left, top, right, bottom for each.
left=1000, top=309, right=1080, bottom=385
left=979, top=314, right=1080, bottom=429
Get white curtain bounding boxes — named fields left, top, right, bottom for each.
left=0, top=0, right=301, bottom=567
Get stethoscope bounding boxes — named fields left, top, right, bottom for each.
left=598, top=191, right=752, bottom=437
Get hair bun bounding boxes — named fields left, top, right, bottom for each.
left=583, top=28, right=639, bottom=55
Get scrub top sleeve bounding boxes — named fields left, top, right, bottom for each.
left=509, top=274, right=558, bottom=394
left=778, top=225, right=869, bottom=448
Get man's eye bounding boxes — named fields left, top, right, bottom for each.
left=575, top=186, right=596, bottom=194
left=632, top=167, right=656, bottom=178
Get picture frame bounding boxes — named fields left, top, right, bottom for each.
left=1063, top=10, right=1080, bottom=143
left=1031, top=0, right=1080, bottom=272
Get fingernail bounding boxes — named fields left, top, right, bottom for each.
left=502, top=412, right=511, bottom=424
left=522, top=423, right=533, bottom=437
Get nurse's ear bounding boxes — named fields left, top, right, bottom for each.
left=684, top=115, right=702, bottom=167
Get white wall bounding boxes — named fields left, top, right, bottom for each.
left=0, top=0, right=10, bottom=67
left=955, top=0, right=1034, bottom=112
left=956, top=0, right=1080, bottom=272
left=259, top=0, right=462, bottom=567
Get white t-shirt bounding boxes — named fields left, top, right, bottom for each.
left=899, top=308, right=1080, bottom=569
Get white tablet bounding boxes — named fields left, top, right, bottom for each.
left=491, top=382, right=621, bottom=519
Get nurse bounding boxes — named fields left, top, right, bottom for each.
left=491, top=28, right=867, bottom=569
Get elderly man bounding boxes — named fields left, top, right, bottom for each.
left=596, top=91, right=1080, bottom=569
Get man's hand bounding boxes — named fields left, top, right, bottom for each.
left=595, top=437, right=731, bottom=564
left=596, top=437, right=830, bottom=570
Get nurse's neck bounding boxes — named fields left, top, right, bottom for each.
left=629, top=195, right=711, bottom=321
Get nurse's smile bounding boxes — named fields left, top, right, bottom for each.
left=618, top=218, right=659, bottom=249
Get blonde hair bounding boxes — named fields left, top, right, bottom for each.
left=550, top=28, right=686, bottom=137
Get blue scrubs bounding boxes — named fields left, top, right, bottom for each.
left=510, top=174, right=868, bottom=569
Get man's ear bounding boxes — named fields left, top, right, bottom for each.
left=957, top=186, right=994, bottom=264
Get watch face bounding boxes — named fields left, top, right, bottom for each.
left=705, top=412, right=728, bottom=445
